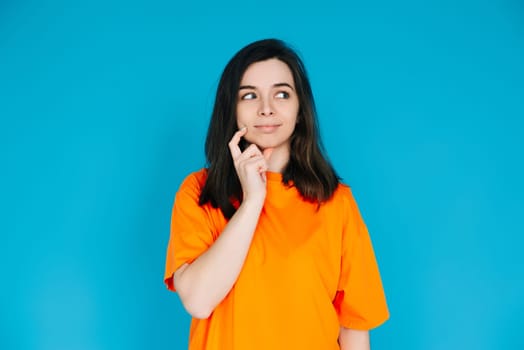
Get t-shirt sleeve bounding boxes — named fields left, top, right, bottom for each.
left=333, top=186, right=390, bottom=330
left=164, top=172, right=215, bottom=291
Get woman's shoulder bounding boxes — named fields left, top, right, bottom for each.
left=327, top=181, right=361, bottom=213
left=178, top=168, right=208, bottom=193
left=332, top=181, right=353, bottom=201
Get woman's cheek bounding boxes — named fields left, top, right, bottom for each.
left=243, top=132, right=256, bottom=144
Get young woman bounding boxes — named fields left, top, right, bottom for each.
left=164, top=38, right=389, bottom=350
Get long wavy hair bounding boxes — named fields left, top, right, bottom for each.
left=199, top=38, right=339, bottom=219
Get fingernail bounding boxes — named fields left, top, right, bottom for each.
left=239, top=126, right=247, bottom=131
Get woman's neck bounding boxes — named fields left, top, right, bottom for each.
left=264, top=145, right=289, bottom=173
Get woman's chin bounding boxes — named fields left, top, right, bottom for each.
left=244, top=138, right=272, bottom=149
left=252, top=142, right=276, bottom=150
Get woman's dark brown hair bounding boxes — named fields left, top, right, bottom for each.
left=200, top=38, right=339, bottom=219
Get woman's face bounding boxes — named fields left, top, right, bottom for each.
left=236, top=58, right=299, bottom=154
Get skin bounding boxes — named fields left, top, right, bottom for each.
left=174, top=58, right=370, bottom=349
left=339, top=327, right=370, bottom=350
left=236, top=58, right=299, bottom=173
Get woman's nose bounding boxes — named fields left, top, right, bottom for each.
left=258, top=98, right=274, bottom=116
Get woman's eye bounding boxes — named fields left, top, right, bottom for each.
left=241, top=92, right=256, bottom=100
left=275, top=91, right=290, bottom=99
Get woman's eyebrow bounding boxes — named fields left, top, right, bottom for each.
left=239, top=85, right=256, bottom=90
left=273, top=82, right=294, bottom=90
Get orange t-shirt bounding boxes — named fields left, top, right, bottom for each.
left=164, top=169, right=389, bottom=349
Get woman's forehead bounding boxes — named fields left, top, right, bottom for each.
left=240, top=58, right=294, bottom=87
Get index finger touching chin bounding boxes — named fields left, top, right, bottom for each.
left=228, top=126, right=248, bottom=159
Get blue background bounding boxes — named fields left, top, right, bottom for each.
left=2, top=0, right=523, bottom=349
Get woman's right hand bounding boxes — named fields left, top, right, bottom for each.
left=228, top=127, right=273, bottom=203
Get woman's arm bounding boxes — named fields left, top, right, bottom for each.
left=173, top=196, right=263, bottom=319
left=173, top=128, right=272, bottom=319
left=339, top=327, right=370, bottom=350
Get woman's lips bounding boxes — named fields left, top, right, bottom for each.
left=254, top=124, right=281, bottom=133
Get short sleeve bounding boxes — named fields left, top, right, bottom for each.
left=164, top=171, right=215, bottom=291
left=333, top=186, right=389, bottom=330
